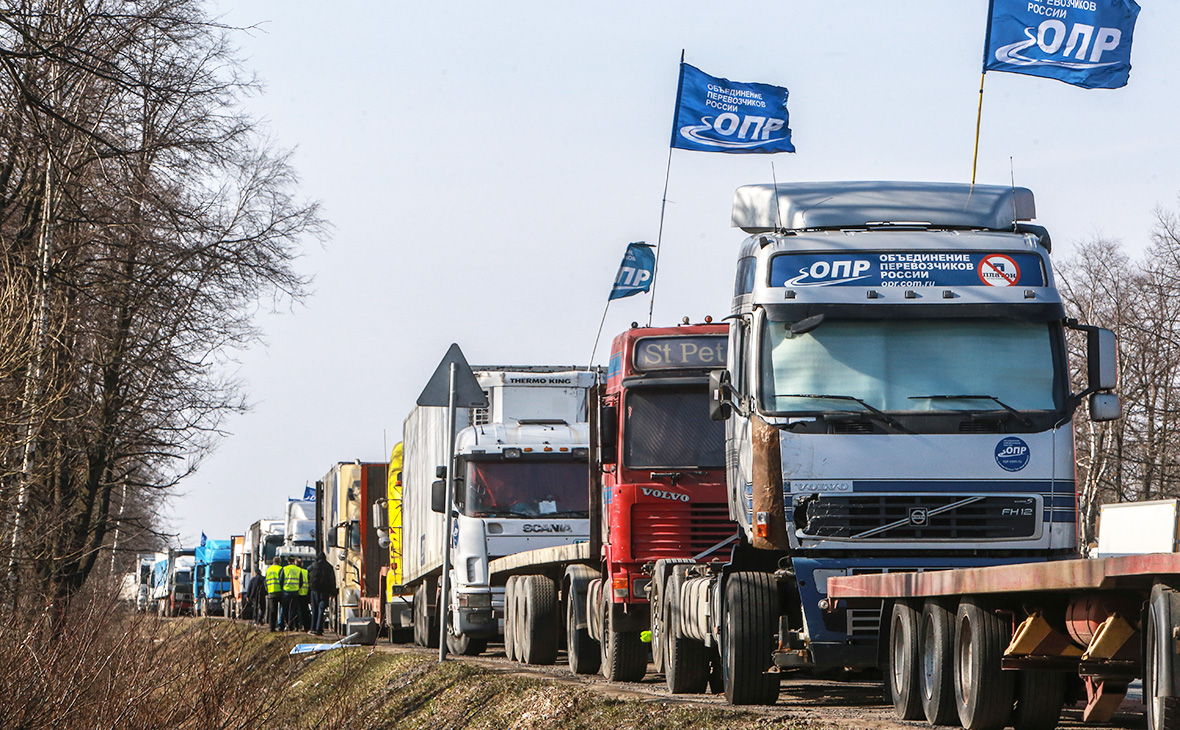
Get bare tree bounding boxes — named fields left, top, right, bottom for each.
left=0, top=0, right=323, bottom=620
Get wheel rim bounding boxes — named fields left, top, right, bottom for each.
left=921, top=613, right=936, bottom=701
left=890, top=612, right=906, bottom=692
left=956, top=614, right=973, bottom=702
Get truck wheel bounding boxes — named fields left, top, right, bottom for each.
left=954, top=598, right=1013, bottom=730
left=504, top=577, right=518, bottom=661
left=522, top=576, right=558, bottom=665
left=887, top=600, right=923, bottom=720
left=600, top=591, right=647, bottom=682
left=566, top=585, right=600, bottom=674
left=722, top=572, right=780, bottom=706
left=414, top=583, right=438, bottom=648
left=920, top=598, right=957, bottom=726
left=446, top=631, right=487, bottom=656
left=664, top=567, right=707, bottom=694
left=1012, top=670, right=1066, bottom=730
left=1148, top=584, right=1180, bottom=730
left=514, top=577, right=528, bottom=662
left=651, top=574, right=666, bottom=675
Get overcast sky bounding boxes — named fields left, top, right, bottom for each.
left=172, top=1, right=1180, bottom=545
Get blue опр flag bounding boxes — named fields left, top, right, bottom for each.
left=984, top=0, right=1140, bottom=89
left=200, top=532, right=207, bottom=547
left=609, top=242, right=656, bottom=301
left=671, top=63, right=794, bottom=154
left=303, top=485, right=316, bottom=501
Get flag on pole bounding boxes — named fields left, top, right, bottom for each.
left=609, top=242, right=656, bottom=301
left=671, top=63, right=794, bottom=153
left=303, top=485, right=316, bottom=501
left=200, top=532, right=207, bottom=547
left=984, top=0, right=1140, bottom=89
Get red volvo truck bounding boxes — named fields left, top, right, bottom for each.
left=489, top=321, right=736, bottom=688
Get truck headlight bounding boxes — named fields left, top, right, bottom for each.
left=457, top=593, right=492, bottom=609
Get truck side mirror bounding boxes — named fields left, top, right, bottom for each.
left=1089, top=393, right=1121, bottom=422
left=1088, top=328, right=1118, bottom=391
left=599, top=405, right=618, bottom=464
left=709, top=369, right=733, bottom=421
left=435, top=465, right=447, bottom=479
left=431, top=479, right=446, bottom=513
left=326, top=527, right=338, bottom=549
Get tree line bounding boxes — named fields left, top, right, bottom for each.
left=0, top=0, right=322, bottom=621
left=1059, top=205, right=1180, bottom=551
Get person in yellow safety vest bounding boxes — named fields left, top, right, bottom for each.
left=281, top=556, right=306, bottom=631
left=265, top=557, right=284, bottom=632
left=297, top=559, right=311, bottom=631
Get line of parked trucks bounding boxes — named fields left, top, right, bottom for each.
left=138, top=181, right=1180, bottom=730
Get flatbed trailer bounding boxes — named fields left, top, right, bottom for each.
left=827, top=553, right=1180, bottom=730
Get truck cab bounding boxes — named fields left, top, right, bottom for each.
left=699, top=181, right=1120, bottom=704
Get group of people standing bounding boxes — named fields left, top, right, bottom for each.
left=244, top=552, right=336, bottom=634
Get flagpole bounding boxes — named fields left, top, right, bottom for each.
left=647, top=50, right=686, bottom=328
left=587, top=299, right=611, bottom=371
left=971, top=71, right=987, bottom=186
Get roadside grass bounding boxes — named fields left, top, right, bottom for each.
left=0, top=603, right=825, bottom=730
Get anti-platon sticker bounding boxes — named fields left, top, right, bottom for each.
left=769, top=252, right=1046, bottom=288
left=995, top=437, right=1031, bottom=472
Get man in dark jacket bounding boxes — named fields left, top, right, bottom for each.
left=245, top=571, right=266, bottom=623
left=307, top=552, right=336, bottom=635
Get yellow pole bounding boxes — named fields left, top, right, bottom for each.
left=971, top=71, right=987, bottom=185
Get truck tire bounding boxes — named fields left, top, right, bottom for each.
left=651, top=573, right=666, bottom=675
left=446, top=631, right=487, bottom=656
left=1012, top=670, right=1066, bottom=730
left=954, top=598, right=1013, bottom=730
left=413, top=583, right=438, bottom=648
left=514, top=578, right=528, bottom=662
left=504, top=577, right=518, bottom=661
left=1148, top=584, right=1180, bottom=730
left=522, top=576, right=559, bottom=665
left=920, top=598, right=957, bottom=726
left=722, top=571, right=780, bottom=706
left=566, top=585, right=600, bottom=674
left=887, top=600, right=923, bottom=720
left=600, top=590, right=647, bottom=682
left=664, top=567, right=708, bottom=694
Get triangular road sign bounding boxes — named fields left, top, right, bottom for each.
left=417, top=343, right=489, bottom=408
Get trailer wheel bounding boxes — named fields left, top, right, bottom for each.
left=887, top=600, right=923, bottom=720
left=503, top=577, right=517, bottom=660
left=1148, top=584, right=1180, bottom=730
left=522, top=576, right=559, bottom=665
left=954, top=598, right=1013, bottom=730
left=920, top=598, right=957, bottom=726
left=600, top=590, right=647, bottom=682
left=722, top=571, right=780, bottom=706
left=664, top=567, right=707, bottom=694
left=566, top=584, right=600, bottom=674
left=1012, top=670, right=1066, bottom=730
left=413, top=582, right=438, bottom=648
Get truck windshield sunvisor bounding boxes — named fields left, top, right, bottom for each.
left=759, top=318, right=1061, bottom=415
left=623, top=386, right=726, bottom=469
left=462, top=460, right=588, bottom=518
left=762, top=302, right=1066, bottom=323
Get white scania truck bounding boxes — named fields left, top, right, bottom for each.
left=688, top=181, right=1119, bottom=705
left=401, top=367, right=597, bottom=655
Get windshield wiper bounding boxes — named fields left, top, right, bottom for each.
left=777, top=394, right=907, bottom=432
left=908, top=394, right=1034, bottom=428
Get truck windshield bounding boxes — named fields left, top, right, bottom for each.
left=262, top=537, right=281, bottom=563
left=462, top=460, right=588, bottom=518
left=624, top=386, right=726, bottom=469
left=760, top=318, right=1059, bottom=414
left=174, top=570, right=193, bottom=587
left=210, top=562, right=229, bottom=580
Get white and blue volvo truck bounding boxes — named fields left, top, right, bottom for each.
left=682, top=181, right=1120, bottom=705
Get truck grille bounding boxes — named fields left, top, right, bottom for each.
left=632, top=503, right=734, bottom=561
left=795, top=494, right=1038, bottom=540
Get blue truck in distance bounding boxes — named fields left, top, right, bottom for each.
left=194, top=539, right=233, bottom=617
